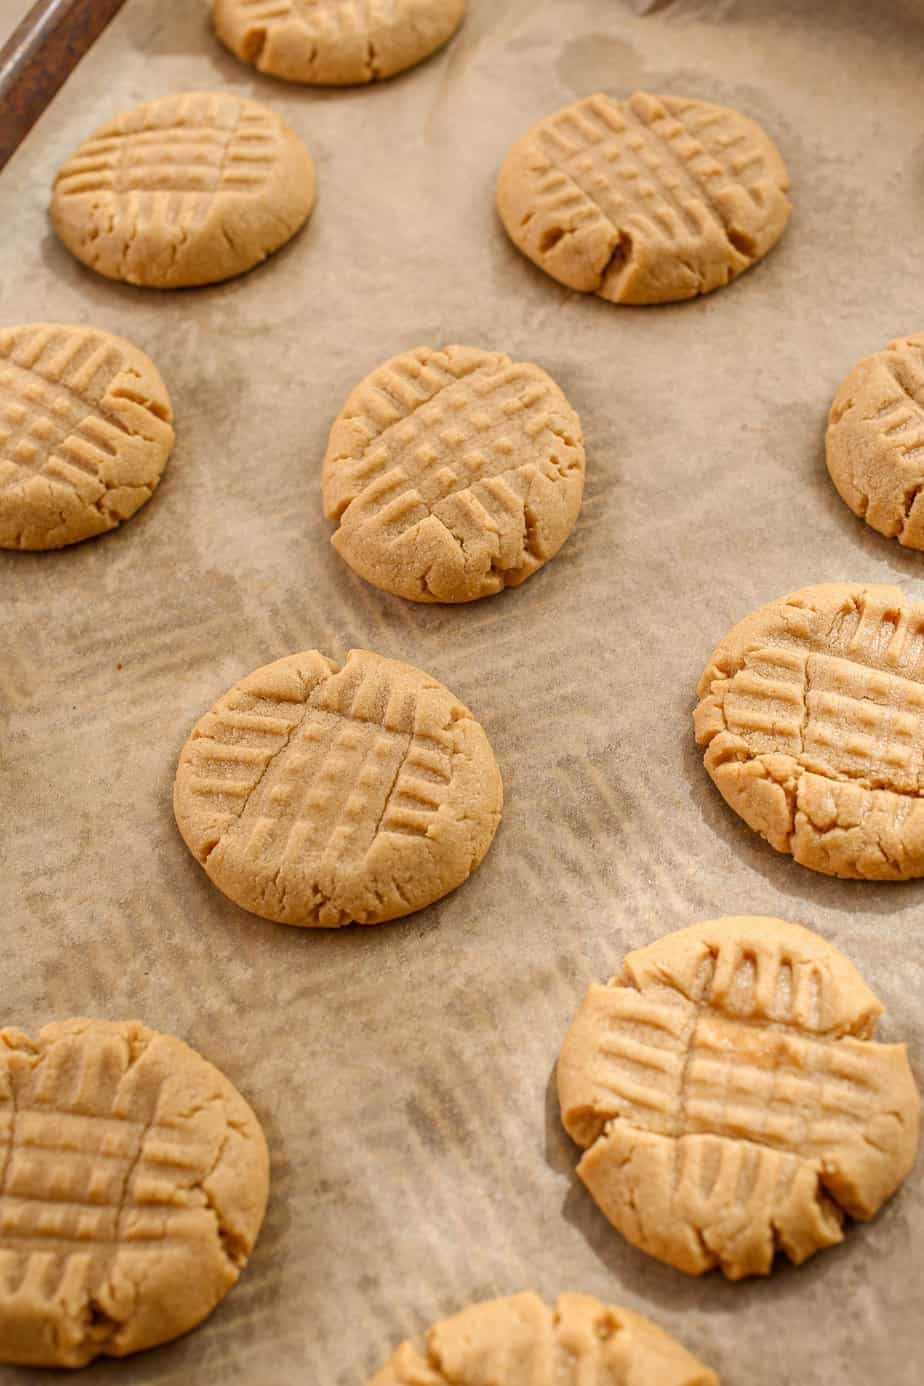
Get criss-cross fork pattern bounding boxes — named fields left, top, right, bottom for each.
left=583, top=952, right=882, bottom=1162
left=0, top=328, right=132, bottom=501
left=333, top=355, right=574, bottom=557
left=565, top=926, right=914, bottom=1276
left=186, top=656, right=455, bottom=877
left=719, top=593, right=924, bottom=796
left=0, top=1044, right=210, bottom=1304
left=55, top=93, right=279, bottom=205
left=528, top=93, right=773, bottom=261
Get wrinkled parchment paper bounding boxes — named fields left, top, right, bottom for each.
left=1, top=1, right=923, bottom=1382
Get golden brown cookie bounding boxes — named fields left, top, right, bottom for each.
left=322, top=345, right=586, bottom=602
left=212, top=0, right=465, bottom=86
left=0, top=323, right=174, bottom=551
left=694, top=582, right=924, bottom=878
left=497, top=91, right=791, bottom=305
left=174, top=648, right=503, bottom=926
left=370, top=1291, right=717, bottom=1386
left=0, top=1019, right=268, bottom=1367
left=826, top=333, right=924, bottom=547
left=558, top=917, right=920, bottom=1280
left=51, top=91, right=315, bottom=288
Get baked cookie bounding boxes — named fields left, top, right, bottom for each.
left=827, top=333, right=924, bottom=548
left=370, top=1291, right=717, bottom=1386
left=558, top=916, right=920, bottom=1280
left=497, top=91, right=791, bottom=305
left=0, top=1019, right=268, bottom=1367
left=174, top=648, right=503, bottom=926
left=695, top=582, right=924, bottom=878
left=322, top=345, right=586, bottom=602
left=51, top=91, right=315, bottom=288
left=212, top=0, right=465, bottom=86
left=0, top=323, right=174, bottom=551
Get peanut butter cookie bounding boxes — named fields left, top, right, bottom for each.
left=212, top=0, right=465, bottom=86
left=498, top=92, right=790, bottom=305
left=371, top=1292, right=717, bottom=1385
left=559, top=917, right=920, bottom=1278
left=0, top=1019, right=268, bottom=1366
left=323, top=345, right=585, bottom=602
left=51, top=91, right=315, bottom=288
left=827, top=333, right=924, bottom=548
left=174, top=648, right=503, bottom=926
left=0, top=323, right=174, bottom=551
left=695, top=582, right=924, bottom=878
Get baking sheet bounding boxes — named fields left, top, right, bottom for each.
left=1, top=0, right=923, bottom=1381
left=0, top=1, right=130, bottom=173
left=2, top=3, right=40, bottom=46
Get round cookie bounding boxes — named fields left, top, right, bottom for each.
left=0, top=323, right=174, bottom=551
left=51, top=91, right=315, bottom=288
left=826, top=333, right=924, bottom=548
left=0, top=1018, right=269, bottom=1367
left=212, top=0, right=465, bottom=86
left=497, top=91, right=791, bottom=305
left=322, top=345, right=586, bottom=603
left=694, top=581, right=924, bottom=879
left=370, top=1291, right=717, bottom=1386
left=558, top=916, right=920, bottom=1280
left=174, top=648, right=503, bottom=926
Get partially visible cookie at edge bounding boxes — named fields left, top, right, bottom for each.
left=497, top=91, right=791, bottom=305
left=174, top=648, right=503, bottom=927
left=212, top=0, right=466, bottom=86
left=370, top=1291, right=718, bottom=1385
left=0, top=1018, right=269, bottom=1367
left=558, top=916, right=920, bottom=1279
left=826, top=332, right=924, bottom=548
left=51, top=91, right=315, bottom=288
left=0, top=323, right=174, bottom=550
left=322, top=345, right=586, bottom=603
left=694, top=581, right=924, bottom=879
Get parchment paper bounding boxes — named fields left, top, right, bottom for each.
left=1, top=1, right=922, bottom=1382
